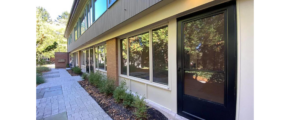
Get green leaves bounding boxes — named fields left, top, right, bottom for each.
left=42, top=42, right=58, bottom=53
left=36, top=7, right=69, bottom=63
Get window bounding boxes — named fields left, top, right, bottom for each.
left=94, top=44, right=107, bottom=71
left=129, top=32, right=150, bottom=80
left=80, top=14, right=86, bottom=35
left=120, top=39, right=127, bottom=75
left=120, top=26, right=168, bottom=85
left=94, top=0, right=107, bottom=21
left=82, top=50, right=86, bottom=65
left=87, top=3, right=91, bottom=27
left=90, top=48, right=94, bottom=73
left=107, top=0, right=117, bottom=8
left=74, top=26, right=78, bottom=40
left=98, top=44, right=106, bottom=70
left=152, top=27, right=168, bottom=85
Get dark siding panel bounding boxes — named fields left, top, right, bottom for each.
left=68, top=0, right=162, bottom=52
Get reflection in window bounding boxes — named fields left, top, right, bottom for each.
left=183, top=13, right=225, bottom=71
left=98, top=45, right=106, bottom=70
left=74, top=26, right=78, bottom=40
left=183, top=13, right=225, bottom=104
left=81, top=14, right=86, bottom=35
left=129, top=32, right=149, bottom=80
left=87, top=3, right=91, bottom=27
left=152, top=26, right=168, bottom=85
left=184, top=71, right=224, bottom=104
left=82, top=50, right=86, bottom=65
left=95, top=46, right=98, bottom=70
left=94, top=0, right=107, bottom=21
left=90, top=48, right=94, bottom=73
left=86, top=49, right=89, bottom=73
left=120, top=39, right=127, bottom=75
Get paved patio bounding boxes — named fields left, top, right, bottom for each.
left=36, top=68, right=112, bottom=120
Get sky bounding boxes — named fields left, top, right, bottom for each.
left=36, top=0, right=74, bottom=21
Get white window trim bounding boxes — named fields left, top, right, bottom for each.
left=118, top=23, right=170, bottom=90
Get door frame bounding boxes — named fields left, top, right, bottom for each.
left=177, top=1, right=237, bottom=120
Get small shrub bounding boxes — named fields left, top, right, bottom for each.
left=133, top=95, right=148, bottom=119
left=99, top=78, right=115, bottom=96
left=66, top=63, right=70, bottom=68
left=36, top=74, right=45, bottom=85
left=89, top=72, right=103, bottom=87
left=72, top=66, right=82, bottom=74
left=36, top=67, right=50, bottom=74
left=82, top=73, right=88, bottom=80
left=123, top=92, right=135, bottom=107
left=113, top=81, right=127, bottom=103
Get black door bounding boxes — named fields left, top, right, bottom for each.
left=177, top=3, right=237, bottom=120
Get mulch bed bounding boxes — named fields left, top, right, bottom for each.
left=66, top=69, right=81, bottom=76
left=78, top=80, right=168, bottom=120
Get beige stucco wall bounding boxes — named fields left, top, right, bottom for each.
left=236, top=0, right=254, bottom=120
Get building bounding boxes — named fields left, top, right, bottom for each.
left=64, top=0, right=253, bottom=119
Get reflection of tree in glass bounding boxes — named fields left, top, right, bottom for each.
left=121, top=39, right=128, bottom=74
left=129, top=33, right=149, bottom=69
left=183, top=14, right=225, bottom=71
left=153, top=27, right=168, bottom=72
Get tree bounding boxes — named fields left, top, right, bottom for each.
left=36, top=7, right=69, bottom=65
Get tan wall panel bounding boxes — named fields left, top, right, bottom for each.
left=147, top=85, right=171, bottom=110
left=130, top=81, right=146, bottom=97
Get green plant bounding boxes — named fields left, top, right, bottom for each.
left=66, top=63, right=70, bottom=68
left=82, top=73, right=88, bottom=80
left=72, top=66, right=82, bottom=74
left=133, top=94, right=148, bottom=119
left=36, top=74, right=45, bottom=85
left=99, top=78, right=116, bottom=96
left=36, top=67, right=50, bottom=74
left=113, top=81, right=127, bottom=103
left=89, top=72, right=103, bottom=87
left=123, top=92, right=135, bottom=107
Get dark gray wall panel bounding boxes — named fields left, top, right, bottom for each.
left=67, top=0, right=162, bottom=52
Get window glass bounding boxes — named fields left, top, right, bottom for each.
left=95, top=46, right=98, bottom=69
left=90, top=48, right=94, bottom=73
left=81, top=14, right=85, bottom=35
left=98, top=45, right=106, bottom=70
left=152, top=26, right=168, bottom=85
left=90, top=4, right=93, bottom=23
left=94, top=0, right=107, bottom=21
left=183, top=13, right=225, bottom=104
left=74, top=26, right=78, bottom=40
left=120, top=39, right=127, bottom=75
left=87, top=4, right=91, bottom=27
left=183, top=14, right=225, bottom=71
left=86, top=49, right=89, bottom=73
left=129, top=32, right=150, bottom=80
left=82, top=50, right=86, bottom=65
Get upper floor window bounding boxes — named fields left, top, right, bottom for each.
left=107, top=0, right=117, bottom=8
left=80, top=14, right=86, bottom=35
left=74, top=26, right=78, bottom=40
left=94, top=0, right=107, bottom=21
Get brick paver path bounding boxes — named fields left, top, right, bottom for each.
left=36, top=68, right=111, bottom=120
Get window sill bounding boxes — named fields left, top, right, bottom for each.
left=119, top=75, right=171, bottom=91
left=96, top=69, right=107, bottom=73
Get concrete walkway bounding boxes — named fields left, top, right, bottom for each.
left=36, top=68, right=112, bottom=120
